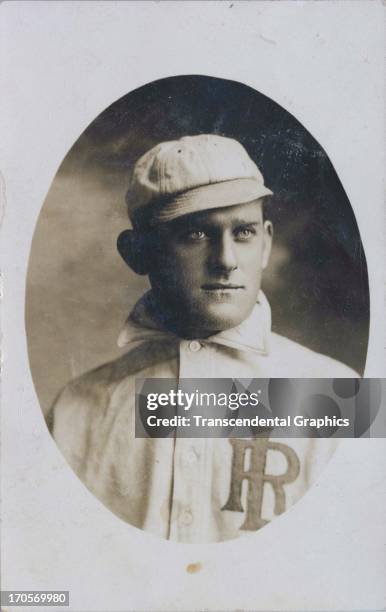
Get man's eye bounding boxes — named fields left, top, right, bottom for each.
left=187, top=230, right=207, bottom=240
left=235, top=228, right=254, bottom=240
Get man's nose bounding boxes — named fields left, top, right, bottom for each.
left=209, top=233, right=238, bottom=273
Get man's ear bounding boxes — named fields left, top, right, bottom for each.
left=117, top=229, right=149, bottom=276
left=262, top=220, right=273, bottom=269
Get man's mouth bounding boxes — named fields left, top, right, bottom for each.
left=201, top=283, right=244, bottom=290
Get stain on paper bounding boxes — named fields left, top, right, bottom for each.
left=186, top=562, right=202, bottom=574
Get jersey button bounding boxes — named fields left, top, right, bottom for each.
left=180, top=508, right=193, bottom=526
left=189, top=340, right=201, bottom=352
left=183, top=448, right=200, bottom=466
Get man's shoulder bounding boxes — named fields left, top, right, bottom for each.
left=49, top=336, right=179, bottom=425
left=269, top=332, right=359, bottom=377
left=57, top=353, right=132, bottom=404
left=49, top=349, right=139, bottom=427
left=48, top=350, right=144, bottom=468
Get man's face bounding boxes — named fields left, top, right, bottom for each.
left=147, top=199, right=273, bottom=338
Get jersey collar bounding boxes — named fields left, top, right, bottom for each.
left=117, top=290, right=271, bottom=356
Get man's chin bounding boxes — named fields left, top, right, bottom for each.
left=193, top=303, right=253, bottom=335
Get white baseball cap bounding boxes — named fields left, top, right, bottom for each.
left=126, top=134, right=273, bottom=227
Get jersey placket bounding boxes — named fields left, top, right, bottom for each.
left=168, top=339, right=213, bottom=543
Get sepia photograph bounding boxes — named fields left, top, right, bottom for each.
left=2, top=2, right=384, bottom=609
left=26, top=75, right=369, bottom=542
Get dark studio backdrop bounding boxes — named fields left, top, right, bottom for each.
left=25, top=75, right=369, bottom=415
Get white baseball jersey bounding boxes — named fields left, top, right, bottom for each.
left=51, top=292, right=356, bottom=543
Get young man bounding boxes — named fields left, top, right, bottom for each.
left=51, top=135, right=356, bottom=543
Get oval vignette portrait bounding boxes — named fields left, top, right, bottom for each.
left=26, top=75, right=369, bottom=543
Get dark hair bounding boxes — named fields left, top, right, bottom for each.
left=261, top=196, right=272, bottom=223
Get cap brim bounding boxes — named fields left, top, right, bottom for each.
left=149, top=178, right=273, bottom=224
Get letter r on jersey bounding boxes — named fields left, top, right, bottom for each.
left=221, top=439, right=300, bottom=530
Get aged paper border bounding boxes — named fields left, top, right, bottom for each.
left=1, top=2, right=385, bottom=611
